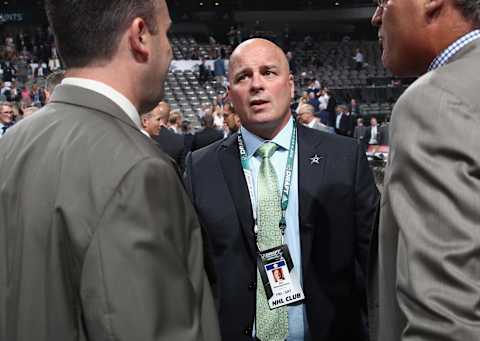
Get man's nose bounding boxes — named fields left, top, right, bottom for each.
left=250, top=73, right=264, bottom=92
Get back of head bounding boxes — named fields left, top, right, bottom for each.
left=202, top=113, right=214, bottom=128
left=169, top=110, right=182, bottom=126
left=45, top=0, right=159, bottom=68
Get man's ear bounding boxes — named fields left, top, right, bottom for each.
left=227, top=84, right=232, bottom=100
left=128, top=18, right=149, bottom=63
left=141, top=116, right=147, bottom=129
left=425, top=0, right=445, bottom=19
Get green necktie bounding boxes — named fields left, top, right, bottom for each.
left=255, top=142, right=288, bottom=341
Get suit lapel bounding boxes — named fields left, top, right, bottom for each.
left=218, top=134, right=257, bottom=261
left=297, top=125, right=328, bottom=272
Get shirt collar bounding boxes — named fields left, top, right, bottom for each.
left=61, top=77, right=142, bottom=131
left=240, top=116, right=294, bottom=158
left=307, top=119, right=316, bottom=128
left=428, top=29, right=480, bottom=71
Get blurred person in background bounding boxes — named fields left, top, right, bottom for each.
left=297, top=103, right=331, bottom=133
left=191, top=113, right=223, bottom=151
left=353, top=117, right=367, bottom=146
left=0, top=101, right=14, bottom=137
left=168, top=109, right=183, bottom=133
left=143, top=101, right=186, bottom=172
left=334, top=104, right=354, bottom=136
left=222, top=101, right=241, bottom=137
left=364, top=116, right=383, bottom=146
left=212, top=104, right=224, bottom=130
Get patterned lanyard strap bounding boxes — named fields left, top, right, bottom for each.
left=238, top=120, right=297, bottom=240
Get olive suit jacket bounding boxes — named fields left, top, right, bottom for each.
left=0, top=84, right=220, bottom=341
left=368, top=38, right=480, bottom=341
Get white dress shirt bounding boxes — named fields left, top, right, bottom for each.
left=369, top=125, right=378, bottom=145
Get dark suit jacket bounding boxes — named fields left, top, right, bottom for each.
left=363, top=126, right=384, bottom=146
left=335, top=113, right=354, bottom=137
left=0, top=84, right=220, bottom=341
left=185, top=124, right=379, bottom=341
left=191, top=126, right=223, bottom=151
left=153, top=126, right=186, bottom=171
left=326, top=95, right=337, bottom=127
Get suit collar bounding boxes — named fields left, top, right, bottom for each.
left=49, top=84, right=140, bottom=132
left=428, top=29, right=480, bottom=71
left=219, top=133, right=257, bottom=260
left=219, top=126, right=330, bottom=264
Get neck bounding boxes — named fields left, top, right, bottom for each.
left=427, top=11, right=476, bottom=65
left=66, top=64, right=141, bottom=111
left=244, top=113, right=291, bottom=140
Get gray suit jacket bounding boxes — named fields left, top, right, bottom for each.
left=0, top=84, right=220, bottom=341
left=368, top=38, right=480, bottom=341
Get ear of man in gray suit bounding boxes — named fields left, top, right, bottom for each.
left=369, top=0, right=480, bottom=340
left=0, top=1, right=220, bottom=341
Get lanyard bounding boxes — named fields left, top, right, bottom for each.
left=238, top=120, right=297, bottom=242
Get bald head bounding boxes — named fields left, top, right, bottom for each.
left=227, top=38, right=294, bottom=140
left=152, top=101, right=171, bottom=124
left=228, top=38, right=290, bottom=82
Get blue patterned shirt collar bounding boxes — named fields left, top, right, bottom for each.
left=428, top=29, right=480, bottom=71
left=240, top=116, right=294, bottom=159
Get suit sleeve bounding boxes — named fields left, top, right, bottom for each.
left=388, top=85, right=480, bottom=340
left=354, top=141, right=380, bottom=276
left=80, top=157, right=220, bottom=341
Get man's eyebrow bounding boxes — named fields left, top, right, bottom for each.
left=232, top=67, right=250, bottom=76
left=263, top=65, right=279, bottom=70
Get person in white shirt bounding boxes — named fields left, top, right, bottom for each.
left=318, top=89, right=330, bottom=111
left=366, top=116, right=381, bottom=145
left=353, top=48, right=365, bottom=70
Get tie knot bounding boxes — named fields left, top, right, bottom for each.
left=255, top=142, right=278, bottom=159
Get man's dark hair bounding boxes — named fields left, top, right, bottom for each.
left=45, top=0, right=159, bottom=68
left=202, top=113, right=214, bottom=128
left=455, top=0, right=480, bottom=26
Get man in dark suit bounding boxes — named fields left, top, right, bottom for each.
left=185, top=38, right=378, bottom=341
left=0, top=1, right=220, bottom=341
left=142, top=101, right=186, bottom=171
left=191, top=113, right=223, bottom=151
left=334, top=104, right=354, bottom=137
left=0, top=101, right=14, bottom=136
left=363, top=116, right=384, bottom=147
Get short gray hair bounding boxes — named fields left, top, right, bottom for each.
left=299, top=103, right=315, bottom=114
left=455, top=0, right=480, bottom=25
